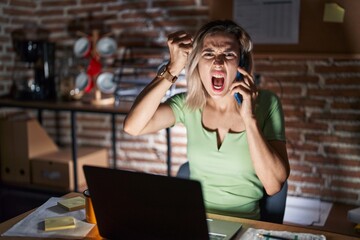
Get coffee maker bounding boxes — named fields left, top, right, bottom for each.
left=11, top=24, right=56, bottom=100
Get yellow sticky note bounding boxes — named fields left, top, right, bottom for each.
left=323, top=3, right=345, bottom=23
left=57, top=197, right=85, bottom=211
left=355, top=223, right=360, bottom=233
left=44, top=216, right=76, bottom=231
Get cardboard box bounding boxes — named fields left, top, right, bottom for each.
left=31, top=147, right=108, bottom=191
left=0, top=116, right=58, bottom=184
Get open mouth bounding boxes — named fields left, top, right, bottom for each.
left=211, top=74, right=225, bottom=92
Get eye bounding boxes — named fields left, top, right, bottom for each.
left=225, top=52, right=237, bottom=60
left=202, top=52, right=214, bottom=59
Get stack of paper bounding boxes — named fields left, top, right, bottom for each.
left=347, top=207, right=360, bottom=223
left=283, top=196, right=333, bottom=226
left=240, top=228, right=326, bottom=240
left=1, top=197, right=94, bottom=239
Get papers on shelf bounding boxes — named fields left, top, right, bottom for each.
left=348, top=207, right=360, bottom=224
left=240, top=228, right=326, bottom=240
left=283, top=196, right=333, bottom=226
left=1, top=197, right=94, bottom=239
left=233, top=0, right=300, bottom=44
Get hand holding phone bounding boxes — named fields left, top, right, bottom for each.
left=234, top=52, right=250, bottom=104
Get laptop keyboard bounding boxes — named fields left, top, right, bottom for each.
left=209, top=233, right=226, bottom=240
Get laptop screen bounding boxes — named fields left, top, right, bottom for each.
left=83, top=165, right=210, bottom=240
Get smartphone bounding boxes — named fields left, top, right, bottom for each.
left=234, top=52, right=250, bottom=104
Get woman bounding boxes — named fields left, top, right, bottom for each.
left=123, top=20, right=290, bottom=220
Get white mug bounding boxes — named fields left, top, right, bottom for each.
left=96, top=37, right=117, bottom=57
left=73, top=37, right=91, bottom=58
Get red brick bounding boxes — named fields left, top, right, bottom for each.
left=288, top=164, right=312, bottom=173
left=305, top=134, right=358, bottom=145
left=285, top=121, right=328, bottom=131
left=77, top=133, right=107, bottom=141
left=3, top=7, right=34, bottom=16
left=122, top=11, right=163, bottom=19
left=310, top=112, right=360, bottom=121
left=111, top=2, right=147, bottom=11
left=119, top=31, right=160, bottom=39
left=324, top=146, right=360, bottom=157
left=288, top=142, right=319, bottom=152
left=298, top=186, right=321, bottom=196
left=261, top=85, right=302, bottom=97
left=283, top=109, right=306, bottom=119
left=68, top=6, right=102, bottom=15
left=0, top=16, right=8, bottom=23
left=334, top=124, right=360, bottom=132
left=282, top=98, right=326, bottom=108
left=111, top=21, right=149, bottom=30
left=331, top=101, right=360, bottom=109
left=315, top=65, right=360, bottom=74
left=284, top=131, right=302, bottom=141
left=10, top=0, right=36, bottom=8
left=287, top=152, right=301, bottom=162
left=305, top=155, right=360, bottom=167
left=152, top=0, right=196, bottom=8
left=308, top=88, right=360, bottom=98
left=325, top=77, right=360, bottom=85
left=255, top=64, right=308, bottom=73
left=288, top=175, right=324, bottom=185
left=81, top=0, right=116, bottom=4
left=41, top=0, right=77, bottom=7
left=35, top=9, right=64, bottom=16
left=318, top=167, right=360, bottom=178
left=153, top=19, right=200, bottom=28
left=261, top=75, right=319, bottom=84
left=331, top=180, right=360, bottom=189
left=317, top=189, right=358, bottom=201
left=168, top=8, right=209, bottom=17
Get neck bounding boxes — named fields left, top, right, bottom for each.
left=206, top=95, right=238, bottom=112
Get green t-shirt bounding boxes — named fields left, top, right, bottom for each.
left=166, top=90, right=286, bottom=219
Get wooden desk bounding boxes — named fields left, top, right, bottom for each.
left=0, top=193, right=358, bottom=240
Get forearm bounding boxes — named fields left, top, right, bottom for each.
left=123, top=76, right=173, bottom=135
left=124, top=30, right=191, bottom=135
left=245, top=118, right=290, bottom=195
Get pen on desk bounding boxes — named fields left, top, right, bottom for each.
left=256, top=233, right=294, bottom=240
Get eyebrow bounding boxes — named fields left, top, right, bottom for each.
left=201, top=48, right=237, bottom=53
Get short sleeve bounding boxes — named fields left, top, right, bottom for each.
left=165, top=93, right=187, bottom=124
left=256, top=90, right=286, bottom=142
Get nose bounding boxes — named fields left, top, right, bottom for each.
left=214, top=54, right=225, bottom=65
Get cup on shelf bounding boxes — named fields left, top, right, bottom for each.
left=73, top=37, right=91, bottom=58
left=96, top=37, right=117, bottom=57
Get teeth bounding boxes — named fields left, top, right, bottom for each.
left=213, top=85, right=222, bottom=89
left=212, top=74, right=224, bottom=78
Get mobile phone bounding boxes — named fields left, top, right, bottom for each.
left=234, top=52, right=250, bottom=104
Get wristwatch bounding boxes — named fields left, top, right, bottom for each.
left=157, top=64, right=178, bottom=83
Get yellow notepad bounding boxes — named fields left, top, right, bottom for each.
left=57, top=197, right=85, bottom=211
left=44, top=216, right=76, bottom=231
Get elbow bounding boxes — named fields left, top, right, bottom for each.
left=123, top=119, right=141, bottom=136
left=123, top=126, right=141, bottom=136
left=265, top=176, right=289, bottom=196
left=264, top=173, right=290, bottom=196
left=265, top=184, right=283, bottom=196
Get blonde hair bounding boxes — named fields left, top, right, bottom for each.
left=185, top=20, right=253, bottom=110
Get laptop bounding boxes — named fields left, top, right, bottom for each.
left=83, top=165, right=242, bottom=240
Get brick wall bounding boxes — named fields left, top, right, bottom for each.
left=256, top=54, right=360, bottom=205
left=0, top=0, right=359, bottom=206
